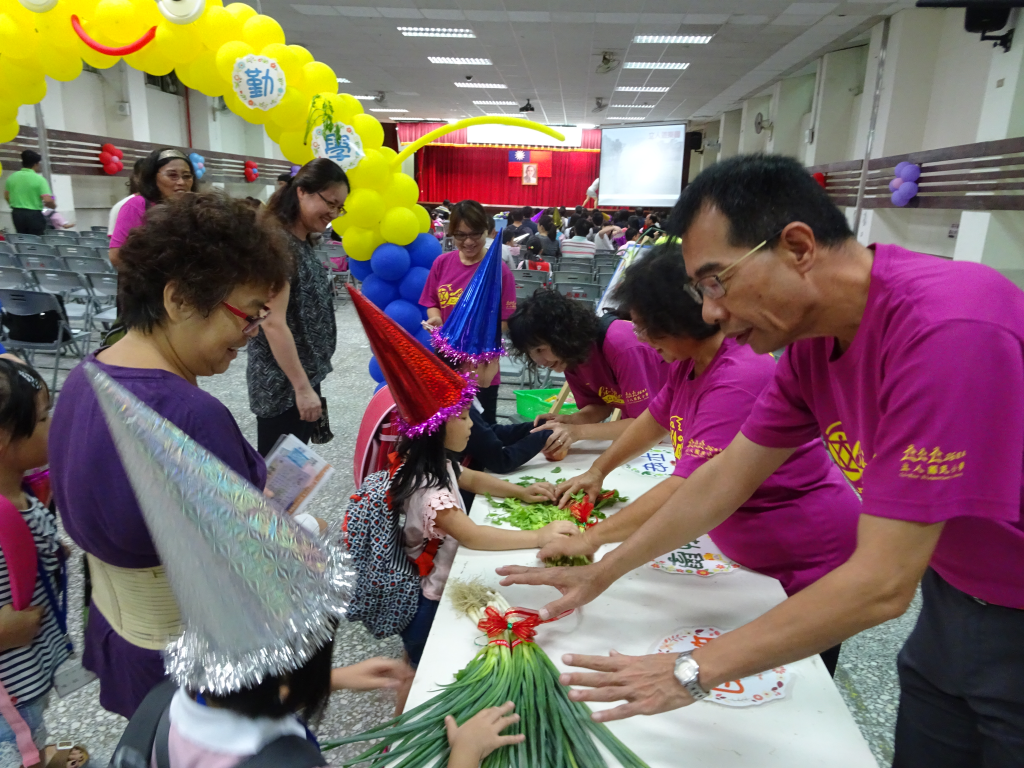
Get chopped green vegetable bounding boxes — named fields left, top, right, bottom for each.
left=550, top=466, right=562, bottom=474
left=485, top=495, right=605, bottom=530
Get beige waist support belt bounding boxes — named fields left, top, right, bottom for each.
left=86, top=554, right=185, bottom=650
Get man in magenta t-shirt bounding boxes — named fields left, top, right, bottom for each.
left=498, top=155, right=1024, bottom=766
left=419, top=201, right=517, bottom=425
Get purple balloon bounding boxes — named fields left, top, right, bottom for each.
left=891, top=191, right=908, bottom=207
left=290, top=165, right=301, bottom=176
left=889, top=178, right=903, bottom=192
left=901, top=181, right=918, bottom=198
left=894, top=161, right=910, bottom=177
left=899, top=163, right=921, bottom=183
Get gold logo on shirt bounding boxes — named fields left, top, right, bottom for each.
left=437, top=284, right=463, bottom=308
left=623, top=388, right=649, bottom=404
left=825, top=421, right=867, bottom=492
left=684, top=438, right=722, bottom=460
left=598, top=386, right=624, bottom=405
left=669, top=415, right=685, bottom=459
left=899, top=444, right=966, bottom=481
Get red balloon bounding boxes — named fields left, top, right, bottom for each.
left=101, top=143, right=117, bottom=154
left=103, top=162, right=120, bottom=175
left=812, top=172, right=826, bottom=189
left=99, top=152, right=112, bottom=165
left=112, top=148, right=124, bottom=160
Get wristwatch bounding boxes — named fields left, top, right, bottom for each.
left=673, top=651, right=709, bottom=701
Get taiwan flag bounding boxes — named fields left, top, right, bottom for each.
left=508, top=149, right=552, bottom=177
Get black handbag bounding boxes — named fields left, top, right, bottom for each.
left=310, top=396, right=333, bottom=444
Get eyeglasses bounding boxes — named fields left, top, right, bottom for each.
left=688, top=227, right=788, bottom=303
left=316, top=191, right=345, bottom=215
left=222, top=301, right=270, bottom=334
left=159, top=171, right=194, bottom=184
left=452, top=231, right=484, bottom=242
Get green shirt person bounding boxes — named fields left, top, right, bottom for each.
left=4, top=150, right=55, bottom=236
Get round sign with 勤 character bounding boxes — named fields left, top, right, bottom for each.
left=622, top=446, right=675, bottom=477
left=233, top=55, right=286, bottom=111
left=650, top=536, right=739, bottom=576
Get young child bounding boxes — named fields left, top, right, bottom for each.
left=0, top=360, right=83, bottom=768
left=447, top=702, right=525, bottom=768
left=516, top=237, right=550, bottom=272
left=348, top=287, right=576, bottom=673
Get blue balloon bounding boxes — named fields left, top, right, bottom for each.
left=398, top=266, right=431, bottom=303
left=374, top=381, right=386, bottom=393
left=361, top=274, right=400, bottom=308
left=414, top=327, right=434, bottom=349
left=384, top=299, right=423, bottom=334
left=348, top=257, right=373, bottom=281
left=368, top=356, right=384, bottom=383
left=371, top=243, right=411, bottom=282
left=407, top=233, right=443, bottom=269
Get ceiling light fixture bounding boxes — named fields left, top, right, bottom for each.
left=613, top=117, right=647, bottom=121
left=370, top=108, right=409, bottom=113
left=429, top=56, right=492, bottom=65
left=624, top=62, right=690, bottom=70
left=454, top=82, right=507, bottom=89
left=337, top=77, right=351, bottom=83
left=473, top=100, right=517, bottom=105
left=616, top=86, right=670, bottom=92
left=610, top=103, right=655, bottom=108
left=398, top=27, right=475, bottom=38
left=633, top=35, right=713, bottom=44
left=352, top=95, right=377, bottom=100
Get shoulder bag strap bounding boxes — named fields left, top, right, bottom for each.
left=235, top=735, right=326, bottom=768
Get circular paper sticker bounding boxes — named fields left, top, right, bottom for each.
left=623, top=446, right=675, bottom=477
left=310, top=123, right=366, bottom=171
left=650, top=538, right=739, bottom=576
left=654, top=627, right=793, bottom=707
left=233, top=55, right=286, bottom=111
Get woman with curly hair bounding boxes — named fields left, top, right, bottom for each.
left=507, top=288, right=669, bottom=458
left=49, top=192, right=292, bottom=718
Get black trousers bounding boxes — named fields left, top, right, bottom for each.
left=256, top=384, right=320, bottom=457
left=476, top=383, right=499, bottom=425
left=11, top=208, right=46, bottom=236
left=893, top=568, right=1024, bottom=768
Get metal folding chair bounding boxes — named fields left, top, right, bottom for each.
left=29, top=269, right=93, bottom=334
left=0, top=266, right=29, bottom=290
left=0, top=288, right=86, bottom=391
left=15, top=244, right=60, bottom=259
left=84, top=272, right=119, bottom=333
left=4, top=234, right=41, bottom=245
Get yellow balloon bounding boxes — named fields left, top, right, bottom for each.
left=152, top=21, right=202, bottom=65
left=412, top=202, right=432, bottom=234
left=38, top=9, right=79, bottom=53
left=380, top=206, right=419, bottom=246
left=0, top=119, right=19, bottom=144
left=351, top=113, right=384, bottom=151
left=289, top=44, right=314, bottom=67
left=346, top=149, right=392, bottom=192
left=225, top=2, right=257, bottom=25
left=345, top=188, right=385, bottom=228
left=0, top=13, right=38, bottom=60
left=334, top=93, right=364, bottom=124
left=93, top=0, right=152, bottom=45
left=343, top=226, right=383, bottom=261
left=301, top=61, right=337, bottom=96
left=264, top=121, right=283, bottom=143
left=78, top=40, right=121, bottom=70
left=268, top=88, right=309, bottom=129
left=331, top=214, right=354, bottom=236
left=215, top=40, right=253, bottom=81
left=198, top=6, right=239, bottom=49
left=178, top=50, right=227, bottom=96
left=378, top=146, right=398, bottom=162
left=40, top=42, right=84, bottom=82
left=383, top=172, right=419, bottom=208
left=243, top=15, right=285, bottom=50
left=226, top=92, right=268, bottom=124
left=278, top=130, right=314, bottom=165
left=260, top=42, right=298, bottom=80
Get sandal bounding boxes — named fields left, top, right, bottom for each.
left=39, top=741, right=89, bottom=768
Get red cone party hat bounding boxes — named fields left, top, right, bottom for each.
left=347, top=285, right=477, bottom=437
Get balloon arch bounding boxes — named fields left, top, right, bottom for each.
left=0, top=0, right=562, bottom=335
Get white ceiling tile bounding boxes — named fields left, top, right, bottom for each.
left=507, top=11, right=551, bottom=22
left=640, top=13, right=685, bottom=24
left=727, top=14, right=771, bottom=24
left=595, top=13, right=640, bottom=24
left=464, top=9, right=506, bottom=20
left=290, top=5, right=339, bottom=16
left=784, top=2, right=840, bottom=12
left=771, top=14, right=822, bottom=25
left=336, top=7, right=381, bottom=18
left=377, top=8, right=423, bottom=19
left=683, top=14, right=731, bottom=24
left=421, top=9, right=467, bottom=20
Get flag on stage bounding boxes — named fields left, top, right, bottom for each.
left=508, top=149, right=552, bottom=177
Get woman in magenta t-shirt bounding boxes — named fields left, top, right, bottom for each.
left=109, top=148, right=196, bottom=269
left=419, top=200, right=517, bottom=424
left=545, top=249, right=861, bottom=675
left=507, top=289, right=670, bottom=456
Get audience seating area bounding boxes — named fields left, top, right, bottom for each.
left=511, top=249, right=621, bottom=312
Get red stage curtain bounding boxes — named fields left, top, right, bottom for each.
left=397, top=123, right=601, bottom=149
left=417, top=145, right=599, bottom=206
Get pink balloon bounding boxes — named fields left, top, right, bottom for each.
left=890, top=177, right=903, bottom=190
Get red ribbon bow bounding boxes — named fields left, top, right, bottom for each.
left=477, top=606, right=572, bottom=643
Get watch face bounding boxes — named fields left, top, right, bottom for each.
left=674, top=655, right=699, bottom=684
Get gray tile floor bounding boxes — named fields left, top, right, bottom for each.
left=25, top=300, right=915, bottom=767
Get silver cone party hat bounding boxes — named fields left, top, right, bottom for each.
left=84, top=363, right=353, bottom=694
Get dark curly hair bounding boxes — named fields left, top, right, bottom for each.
left=507, top=289, right=599, bottom=372
left=117, top=192, right=292, bottom=333
left=612, top=245, right=719, bottom=340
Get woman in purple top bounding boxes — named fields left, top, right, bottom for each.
left=507, top=289, right=670, bottom=457
left=50, top=193, right=291, bottom=718
left=545, top=249, right=860, bottom=674
left=108, top=148, right=196, bottom=269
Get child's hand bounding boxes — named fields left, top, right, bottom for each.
left=445, top=702, right=524, bottom=767
left=517, top=482, right=557, bottom=503
left=537, top=520, right=579, bottom=547
left=331, top=657, right=415, bottom=692
left=0, top=604, right=43, bottom=651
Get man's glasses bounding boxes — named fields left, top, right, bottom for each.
left=222, top=302, right=270, bottom=334
left=688, top=227, right=788, bottom=303
left=452, top=231, right=485, bottom=243
left=317, top=191, right=345, bottom=215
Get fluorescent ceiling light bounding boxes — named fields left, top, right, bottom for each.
left=370, top=108, right=409, bottom=113
left=337, top=77, right=350, bottom=83
left=352, top=95, right=376, bottom=100
left=612, top=117, right=646, bottom=121
left=616, top=86, right=670, bottom=92
left=633, top=34, right=713, bottom=44
left=398, top=26, right=475, bottom=38
left=624, top=62, right=689, bottom=70
left=610, top=103, right=655, bottom=108
left=454, top=82, right=507, bottom=89
left=429, top=57, right=492, bottom=65
left=473, top=100, right=516, bottom=105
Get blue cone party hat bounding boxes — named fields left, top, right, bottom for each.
left=84, top=363, right=354, bottom=695
left=431, top=234, right=505, bottom=364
